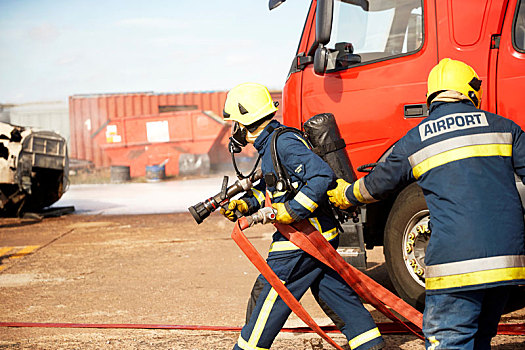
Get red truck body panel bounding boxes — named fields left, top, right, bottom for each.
left=283, top=0, right=524, bottom=178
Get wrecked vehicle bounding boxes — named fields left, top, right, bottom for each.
left=0, top=122, right=68, bottom=216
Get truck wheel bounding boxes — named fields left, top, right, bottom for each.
left=384, top=183, right=430, bottom=311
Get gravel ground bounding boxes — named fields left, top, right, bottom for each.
left=0, top=213, right=523, bottom=349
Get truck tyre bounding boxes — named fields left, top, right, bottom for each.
left=384, top=183, right=429, bottom=311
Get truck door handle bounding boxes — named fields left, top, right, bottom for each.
left=404, top=104, right=428, bottom=118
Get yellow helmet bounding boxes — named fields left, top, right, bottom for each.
left=223, top=82, right=278, bottom=126
left=427, top=58, right=482, bottom=108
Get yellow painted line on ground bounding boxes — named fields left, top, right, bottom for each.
left=0, top=247, right=14, bottom=257
left=0, top=247, right=14, bottom=272
left=10, top=245, right=40, bottom=259
left=0, top=245, right=40, bottom=272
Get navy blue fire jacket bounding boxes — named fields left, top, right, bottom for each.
left=242, top=120, right=339, bottom=256
left=344, top=100, right=525, bottom=294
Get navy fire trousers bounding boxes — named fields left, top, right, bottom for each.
left=234, top=249, right=385, bottom=350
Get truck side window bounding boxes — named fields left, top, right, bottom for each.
left=514, top=0, right=525, bottom=52
left=326, top=0, right=423, bottom=70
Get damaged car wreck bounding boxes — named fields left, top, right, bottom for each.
left=0, top=122, right=68, bottom=217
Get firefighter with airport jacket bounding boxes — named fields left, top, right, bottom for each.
left=328, top=58, right=525, bottom=349
left=221, top=82, right=385, bottom=350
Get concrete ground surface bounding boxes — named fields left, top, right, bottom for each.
left=0, top=180, right=524, bottom=349
left=53, top=175, right=233, bottom=215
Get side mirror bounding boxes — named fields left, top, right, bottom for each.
left=308, top=0, right=334, bottom=71
left=307, top=0, right=334, bottom=56
left=316, top=0, right=334, bottom=45
left=314, top=45, right=329, bottom=75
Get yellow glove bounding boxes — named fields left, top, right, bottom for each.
left=220, top=199, right=249, bottom=222
left=271, top=202, right=294, bottom=224
left=327, top=179, right=353, bottom=210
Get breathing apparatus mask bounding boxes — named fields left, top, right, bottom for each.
left=228, top=120, right=260, bottom=180
left=229, top=122, right=248, bottom=153
left=228, top=115, right=274, bottom=179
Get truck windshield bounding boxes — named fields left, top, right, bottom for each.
left=327, top=0, right=423, bottom=66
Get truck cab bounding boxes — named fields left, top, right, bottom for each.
left=280, top=0, right=525, bottom=308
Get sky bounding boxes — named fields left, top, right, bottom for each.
left=0, top=0, right=311, bottom=104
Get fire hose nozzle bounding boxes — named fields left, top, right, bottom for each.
left=247, top=207, right=277, bottom=227
left=188, top=169, right=263, bottom=224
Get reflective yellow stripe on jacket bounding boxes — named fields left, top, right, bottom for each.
left=251, top=188, right=265, bottom=206
left=409, top=132, right=513, bottom=179
left=352, top=178, right=378, bottom=204
left=294, top=191, right=318, bottom=212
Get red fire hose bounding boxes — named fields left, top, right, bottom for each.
left=275, top=221, right=422, bottom=333
left=1, top=322, right=523, bottom=335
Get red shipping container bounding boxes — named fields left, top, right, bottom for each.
left=69, top=91, right=282, bottom=175
left=95, top=110, right=226, bottom=177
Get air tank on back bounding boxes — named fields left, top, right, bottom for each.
left=303, top=113, right=357, bottom=184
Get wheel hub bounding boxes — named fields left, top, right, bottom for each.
left=402, top=210, right=430, bottom=288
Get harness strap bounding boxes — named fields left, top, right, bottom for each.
left=269, top=126, right=307, bottom=195
left=231, top=217, right=346, bottom=350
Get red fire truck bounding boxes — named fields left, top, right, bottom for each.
left=274, top=0, right=525, bottom=308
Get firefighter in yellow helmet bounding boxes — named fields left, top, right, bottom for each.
left=222, top=83, right=385, bottom=350
left=426, top=57, right=482, bottom=108
left=328, top=58, right=525, bottom=349
left=220, top=82, right=280, bottom=222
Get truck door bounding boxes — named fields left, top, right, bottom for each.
left=300, top=0, right=437, bottom=172
left=434, top=0, right=509, bottom=112
left=497, top=0, right=525, bottom=123
left=497, top=0, right=525, bottom=208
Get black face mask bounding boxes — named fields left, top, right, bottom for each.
left=228, top=121, right=262, bottom=179
left=230, top=122, right=248, bottom=150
